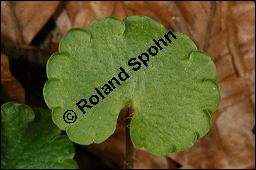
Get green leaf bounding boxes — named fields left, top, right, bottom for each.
left=43, top=15, right=220, bottom=156
left=1, top=102, right=78, bottom=169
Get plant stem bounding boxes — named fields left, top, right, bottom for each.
left=124, top=104, right=133, bottom=169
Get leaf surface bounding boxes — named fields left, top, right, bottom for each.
left=43, top=16, right=220, bottom=156
left=1, top=102, right=77, bottom=169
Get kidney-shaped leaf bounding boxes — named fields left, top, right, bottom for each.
left=1, top=102, right=78, bottom=169
left=43, top=16, right=220, bottom=156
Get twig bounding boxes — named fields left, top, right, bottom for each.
left=124, top=104, right=133, bottom=169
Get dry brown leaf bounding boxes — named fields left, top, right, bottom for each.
left=16, top=1, right=60, bottom=44
left=1, top=54, right=25, bottom=104
left=53, top=3, right=72, bottom=35
left=215, top=54, right=236, bottom=82
left=1, top=1, right=24, bottom=44
left=1, top=1, right=60, bottom=44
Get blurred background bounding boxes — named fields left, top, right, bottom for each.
left=1, top=1, right=255, bottom=169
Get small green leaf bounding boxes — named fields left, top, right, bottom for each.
left=1, top=102, right=78, bottom=169
left=43, top=15, right=220, bottom=156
